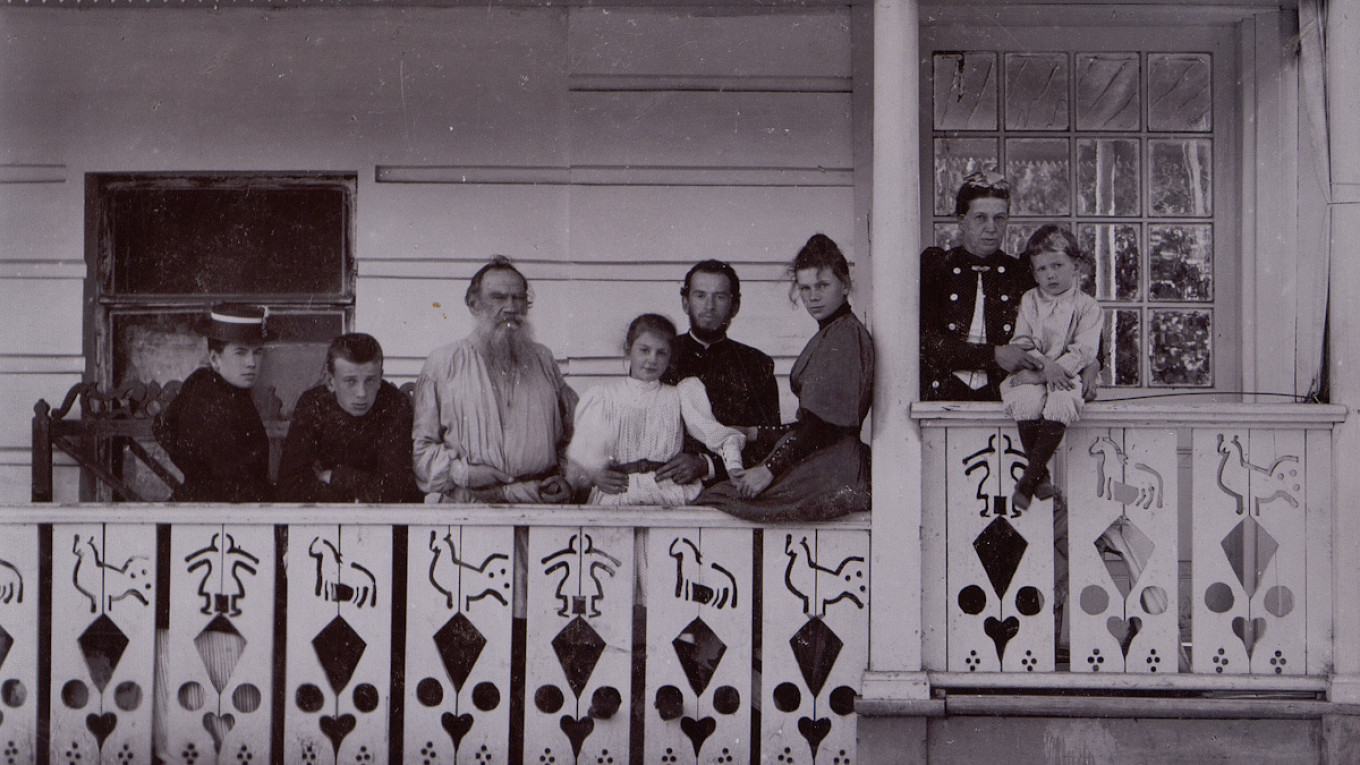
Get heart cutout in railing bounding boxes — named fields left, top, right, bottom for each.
left=86, top=711, right=117, bottom=749
left=559, top=714, right=595, bottom=758
left=441, top=712, right=474, bottom=750
left=319, top=713, right=356, bottom=757
left=983, top=616, right=1020, bottom=662
left=1106, top=616, right=1143, bottom=658
left=798, top=716, right=832, bottom=751
left=1232, top=616, right=1268, bottom=658
left=202, top=711, right=235, bottom=753
left=680, top=715, right=716, bottom=757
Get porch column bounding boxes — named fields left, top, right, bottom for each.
left=1326, top=0, right=1360, bottom=706
left=862, top=0, right=932, bottom=706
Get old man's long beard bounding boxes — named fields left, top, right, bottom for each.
left=475, top=317, right=537, bottom=383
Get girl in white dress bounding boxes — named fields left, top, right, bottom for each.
left=567, top=314, right=746, bottom=505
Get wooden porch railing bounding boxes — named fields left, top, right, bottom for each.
left=914, top=402, right=1346, bottom=700
left=0, top=506, right=869, bottom=764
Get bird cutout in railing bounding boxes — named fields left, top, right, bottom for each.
left=1089, top=435, right=1164, bottom=510
left=71, top=534, right=152, bottom=615
left=1215, top=433, right=1303, bottom=516
left=307, top=536, right=378, bottom=609
left=782, top=534, right=867, bottom=619
left=183, top=532, right=260, bottom=617
left=668, top=536, right=739, bottom=610
left=427, top=530, right=511, bottom=611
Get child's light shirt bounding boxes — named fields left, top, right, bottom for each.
left=567, top=376, right=745, bottom=505
left=1010, top=283, right=1103, bottom=377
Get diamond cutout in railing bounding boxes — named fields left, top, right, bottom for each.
left=433, top=612, right=486, bottom=693
left=672, top=617, right=727, bottom=697
left=789, top=617, right=843, bottom=697
left=552, top=617, right=606, bottom=699
left=973, top=516, right=1028, bottom=598
left=312, top=615, right=367, bottom=695
left=1096, top=517, right=1156, bottom=598
left=79, top=614, right=128, bottom=693
left=194, top=615, right=247, bottom=694
left=1221, top=517, right=1278, bottom=598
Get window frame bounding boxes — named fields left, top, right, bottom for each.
left=84, top=171, right=359, bottom=389
left=919, top=22, right=1242, bottom=396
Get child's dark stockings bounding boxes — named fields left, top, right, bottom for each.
left=1014, top=418, right=1066, bottom=510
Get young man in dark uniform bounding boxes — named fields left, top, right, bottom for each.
left=661, top=259, right=781, bottom=482
left=277, top=333, right=422, bottom=503
left=154, top=304, right=273, bottom=502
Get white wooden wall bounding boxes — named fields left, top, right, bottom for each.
left=0, top=6, right=865, bottom=502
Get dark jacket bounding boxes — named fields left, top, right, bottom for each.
left=276, top=381, right=423, bottom=503
left=664, top=332, right=781, bottom=476
left=154, top=367, right=271, bottom=502
left=920, top=245, right=1034, bottom=401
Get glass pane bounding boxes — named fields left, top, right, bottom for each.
left=933, top=222, right=962, bottom=251
left=112, top=310, right=344, bottom=421
left=1078, top=224, right=1141, bottom=300
left=1100, top=308, right=1142, bottom=387
left=1006, top=138, right=1071, bottom=216
left=1149, top=224, right=1213, bottom=301
left=1003, top=221, right=1056, bottom=260
left=1149, top=138, right=1213, bottom=216
left=934, top=138, right=999, bottom=216
left=1078, top=139, right=1140, bottom=216
left=1005, top=53, right=1069, bottom=130
left=1149, top=309, right=1212, bottom=386
left=1149, top=53, right=1212, bottom=132
left=934, top=52, right=999, bottom=130
left=1076, top=53, right=1140, bottom=130
left=109, top=186, right=351, bottom=296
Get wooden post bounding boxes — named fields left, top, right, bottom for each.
left=1326, top=0, right=1360, bottom=706
left=862, top=0, right=934, bottom=709
left=32, top=399, right=53, bottom=502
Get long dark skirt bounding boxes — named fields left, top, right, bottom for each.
left=696, top=433, right=871, bottom=522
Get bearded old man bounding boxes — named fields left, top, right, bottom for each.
left=412, top=256, right=578, bottom=504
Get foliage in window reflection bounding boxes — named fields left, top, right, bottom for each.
left=1149, top=225, right=1212, bottom=301
left=1150, top=310, right=1212, bottom=387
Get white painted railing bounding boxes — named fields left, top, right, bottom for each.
left=915, top=402, right=1346, bottom=694
left=0, top=506, right=869, bottom=764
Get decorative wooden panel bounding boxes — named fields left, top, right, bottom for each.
left=643, top=528, right=754, bottom=764
left=404, top=525, right=514, bottom=763
left=1066, top=428, right=1179, bottom=673
left=283, top=525, right=393, bottom=763
left=524, top=527, right=633, bottom=765
left=945, top=427, right=1055, bottom=672
left=761, top=529, right=868, bottom=765
left=1192, top=429, right=1308, bottom=675
left=51, top=524, right=157, bottom=764
left=163, top=525, right=275, bottom=764
left=0, top=525, right=39, bottom=761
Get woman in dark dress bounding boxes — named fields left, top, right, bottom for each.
left=697, top=234, right=874, bottom=521
left=153, top=304, right=273, bottom=502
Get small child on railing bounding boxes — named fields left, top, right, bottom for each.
left=1001, top=226, right=1104, bottom=510
left=566, top=313, right=745, bottom=505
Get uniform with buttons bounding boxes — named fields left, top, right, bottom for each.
left=920, top=245, right=1034, bottom=401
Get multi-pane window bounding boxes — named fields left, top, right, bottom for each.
left=86, top=173, right=356, bottom=498
left=927, top=44, right=1228, bottom=390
